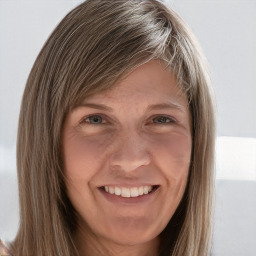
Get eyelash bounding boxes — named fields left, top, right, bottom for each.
left=80, top=114, right=107, bottom=125
left=80, top=114, right=176, bottom=126
left=151, top=115, right=176, bottom=125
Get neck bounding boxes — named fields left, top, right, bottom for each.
left=75, top=226, right=160, bottom=256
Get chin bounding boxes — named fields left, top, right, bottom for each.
left=99, top=218, right=162, bottom=246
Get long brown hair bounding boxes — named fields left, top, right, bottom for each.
left=12, top=1, right=216, bottom=255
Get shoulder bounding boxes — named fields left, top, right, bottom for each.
left=0, top=240, right=11, bottom=256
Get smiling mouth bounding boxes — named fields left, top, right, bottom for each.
left=99, top=185, right=159, bottom=198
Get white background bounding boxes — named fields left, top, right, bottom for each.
left=0, top=0, right=256, bottom=255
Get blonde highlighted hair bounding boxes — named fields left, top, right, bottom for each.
left=11, top=0, right=216, bottom=255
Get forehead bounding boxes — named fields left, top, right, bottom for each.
left=81, top=60, right=188, bottom=108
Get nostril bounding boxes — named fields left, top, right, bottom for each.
left=109, top=140, right=151, bottom=172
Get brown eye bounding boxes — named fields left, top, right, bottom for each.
left=153, top=116, right=175, bottom=124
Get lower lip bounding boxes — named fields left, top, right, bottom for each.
left=98, top=187, right=160, bottom=205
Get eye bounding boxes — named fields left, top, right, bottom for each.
left=83, top=115, right=106, bottom=125
left=152, top=115, right=175, bottom=124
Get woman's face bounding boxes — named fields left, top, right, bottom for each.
left=62, top=60, right=192, bottom=248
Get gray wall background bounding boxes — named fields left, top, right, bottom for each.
left=0, top=0, right=256, bottom=255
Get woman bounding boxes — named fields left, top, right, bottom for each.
left=1, top=0, right=216, bottom=255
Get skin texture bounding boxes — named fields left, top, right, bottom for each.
left=62, top=60, right=192, bottom=256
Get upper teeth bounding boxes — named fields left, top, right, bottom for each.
left=104, top=186, right=154, bottom=198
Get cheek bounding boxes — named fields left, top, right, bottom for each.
left=63, top=131, right=113, bottom=180
left=149, top=132, right=191, bottom=207
left=152, top=133, right=191, bottom=207
left=150, top=132, right=192, bottom=171
left=62, top=132, right=112, bottom=213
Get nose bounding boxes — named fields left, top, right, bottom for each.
left=109, top=132, right=151, bottom=173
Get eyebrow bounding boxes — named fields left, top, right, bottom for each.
left=73, top=103, right=114, bottom=112
left=147, top=103, right=186, bottom=112
left=74, top=102, right=186, bottom=113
